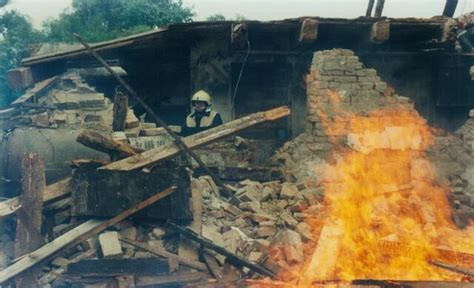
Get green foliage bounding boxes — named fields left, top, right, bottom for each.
left=44, top=0, right=194, bottom=43
left=206, top=14, right=226, bottom=22
left=0, top=10, right=44, bottom=106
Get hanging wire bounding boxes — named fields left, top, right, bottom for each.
left=231, top=39, right=251, bottom=119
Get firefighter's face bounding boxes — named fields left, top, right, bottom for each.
left=193, top=101, right=207, bottom=112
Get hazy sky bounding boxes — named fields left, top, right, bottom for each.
left=5, top=0, right=474, bottom=28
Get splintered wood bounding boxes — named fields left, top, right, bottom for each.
left=100, top=106, right=291, bottom=171
left=15, top=153, right=45, bottom=288
left=300, top=219, right=344, bottom=283
left=0, top=177, right=71, bottom=219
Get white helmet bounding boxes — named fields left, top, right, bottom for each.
left=191, top=90, right=211, bottom=106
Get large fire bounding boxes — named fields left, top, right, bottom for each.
left=277, top=91, right=474, bottom=285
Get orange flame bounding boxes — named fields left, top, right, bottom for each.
left=279, top=91, right=474, bottom=285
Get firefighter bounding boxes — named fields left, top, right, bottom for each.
left=182, top=90, right=223, bottom=136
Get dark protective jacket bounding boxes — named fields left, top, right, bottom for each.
left=182, top=109, right=223, bottom=136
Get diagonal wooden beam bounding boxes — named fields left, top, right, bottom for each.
left=0, top=178, right=71, bottom=220
left=100, top=106, right=290, bottom=172
left=0, top=186, right=176, bottom=284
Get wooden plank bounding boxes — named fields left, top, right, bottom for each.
left=167, top=222, right=276, bottom=278
left=179, top=178, right=202, bottom=264
left=0, top=177, right=71, bottom=220
left=11, top=76, right=58, bottom=105
left=7, top=67, right=34, bottom=90
left=0, top=186, right=175, bottom=284
left=119, top=237, right=207, bottom=271
left=135, top=272, right=208, bottom=287
left=442, top=0, right=459, bottom=17
left=15, top=153, right=45, bottom=288
left=301, top=219, right=344, bottom=282
left=76, top=129, right=141, bottom=159
left=101, top=106, right=291, bottom=171
left=200, top=249, right=223, bottom=280
left=366, top=0, right=375, bottom=16
left=374, top=0, right=385, bottom=17
left=65, top=258, right=169, bottom=276
left=112, top=90, right=128, bottom=132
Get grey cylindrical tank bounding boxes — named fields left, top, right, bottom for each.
left=0, top=127, right=108, bottom=197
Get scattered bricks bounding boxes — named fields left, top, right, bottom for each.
left=277, top=200, right=289, bottom=209
left=281, top=230, right=304, bottom=264
left=280, top=183, right=299, bottom=200
left=260, top=186, right=273, bottom=202
left=99, top=231, right=123, bottom=258
left=125, top=109, right=140, bottom=129
left=293, top=213, right=306, bottom=221
left=31, top=112, right=50, bottom=127
left=248, top=251, right=264, bottom=263
left=52, top=113, right=67, bottom=125
left=251, top=213, right=276, bottom=223
left=281, top=212, right=299, bottom=228
left=84, top=114, right=102, bottom=122
left=289, top=201, right=307, bottom=213
left=256, top=226, right=277, bottom=238
left=147, top=240, right=165, bottom=250
left=375, top=82, right=388, bottom=92
left=111, top=131, right=127, bottom=142
left=140, top=127, right=167, bottom=136
left=222, top=202, right=242, bottom=216
left=296, top=223, right=313, bottom=242
left=254, top=239, right=270, bottom=252
left=78, top=93, right=106, bottom=109
left=223, top=228, right=247, bottom=254
left=259, top=221, right=276, bottom=227
left=236, top=185, right=261, bottom=202
left=140, top=122, right=156, bottom=129
left=239, top=202, right=264, bottom=214
left=302, top=187, right=324, bottom=205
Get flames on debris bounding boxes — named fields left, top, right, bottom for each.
left=275, top=91, right=474, bottom=285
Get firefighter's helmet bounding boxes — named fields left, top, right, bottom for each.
left=191, top=90, right=211, bottom=106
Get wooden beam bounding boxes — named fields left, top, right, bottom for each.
left=119, top=237, right=207, bottom=271
left=0, top=186, right=176, bottom=284
left=76, top=129, right=142, bottom=159
left=299, top=18, right=319, bottom=43
left=65, top=258, right=169, bottom=277
left=179, top=178, right=202, bottom=265
left=0, top=178, right=71, bottom=220
left=10, top=76, right=58, bottom=106
left=431, top=260, right=474, bottom=277
left=167, top=222, right=276, bottom=278
left=101, top=106, right=290, bottom=172
left=112, top=90, right=128, bottom=132
left=7, top=67, right=34, bottom=90
left=15, top=153, right=45, bottom=288
left=443, top=0, right=459, bottom=17
left=366, top=0, right=375, bottom=16
left=371, top=20, right=391, bottom=43
left=374, top=0, right=385, bottom=17
left=135, top=272, right=208, bottom=287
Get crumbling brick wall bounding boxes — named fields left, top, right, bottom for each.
left=275, top=49, right=413, bottom=183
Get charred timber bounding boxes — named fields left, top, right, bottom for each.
left=167, top=221, right=277, bottom=278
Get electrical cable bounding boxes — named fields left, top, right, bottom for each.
left=231, top=39, right=251, bottom=118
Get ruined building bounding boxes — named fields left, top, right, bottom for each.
left=0, top=15, right=473, bottom=287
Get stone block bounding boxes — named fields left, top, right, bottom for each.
left=296, top=222, right=313, bottom=242
left=256, top=226, right=277, bottom=238
left=299, top=18, right=319, bottom=43
left=280, top=183, right=299, bottom=200
left=77, top=93, right=106, bottom=109
left=239, top=202, right=263, bottom=213
left=99, top=231, right=123, bottom=258
left=31, top=112, right=50, bottom=127
left=281, top=230, right=304, bottom=264
left=140, top=127, right=167, bottom=136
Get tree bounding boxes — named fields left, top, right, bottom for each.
left=0, top=8, right=44, bottom=106
left=44, top=0, right=194, bottom=43
left=206, top=14, right=226, bottom=21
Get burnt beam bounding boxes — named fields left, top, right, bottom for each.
left=443, top=0, right=459, bottom=17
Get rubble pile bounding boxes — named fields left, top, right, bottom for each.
left=1, top=49, right=474, bottom=286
